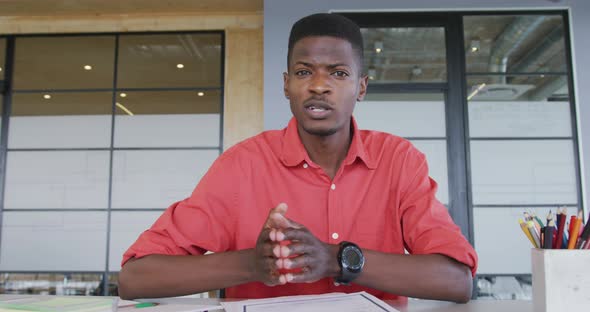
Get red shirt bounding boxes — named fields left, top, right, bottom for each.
left=122, top=117, right=478, bottom=302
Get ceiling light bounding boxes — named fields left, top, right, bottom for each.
left=469, top=39, right=480, bottom=53
left=120, top=93, right=127, bottom=98
left=0, top=67, right=2, bottom=72
left=374, top=41, right=383, bottom=53
left=412, top=65, right=423, bottom=76
left=197, top=92, right=205, bottom=96
left=83, top=65, right=92, bottom=70
left=368, top=67, right=376, bottom=80
left=467, top=83, right=487, bottom=101
left=43, top=94, right=51, bottom=99
left=116, top=102, right=134, bottom=116
left=177, top=63, right=185, bottom=69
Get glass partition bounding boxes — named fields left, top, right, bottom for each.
left=13, top=36, right=116, bottom=90
left=357, top=93, right=449, bottom=204
left=464, top=14, right=578, bottom=300
left=0, top=32, right=224, bottom=295
left=117, top=34, right=222, bottom=88
left=361, top=27, right=447, bottom=83
left=113, top=90, right=221, bottom=147
left=463, top=15, right=567, bottom=74
left=9, top=92, right=112, bottom=148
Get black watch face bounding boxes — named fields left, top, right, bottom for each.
left=342, top=246, right=363, bottom=270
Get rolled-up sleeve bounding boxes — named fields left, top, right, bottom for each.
left=399, top=148, right=478, bottom=276
left=121, top=149, right=240, bottom=266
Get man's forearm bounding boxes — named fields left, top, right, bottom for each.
left=118, top=249, right=256, bottom=299
left=355, top=251, right=473, bottom=303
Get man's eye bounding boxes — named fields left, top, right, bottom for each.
left=333, top=71, right=349, bottom=77
left=295, top=70, right=311, bottom=76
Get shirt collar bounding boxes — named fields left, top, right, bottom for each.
left=280, top=117, right=376, bottom=169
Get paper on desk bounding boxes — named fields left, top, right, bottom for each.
left=221, top=291, right=399, bottom=312
left=117, top=300, right=223, bottom=312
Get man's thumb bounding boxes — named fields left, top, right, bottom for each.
left=274, top=202, right=288, bottom=215
left=271, top=203, right=304, bottom=229
left=266, top=203, right=294, bottom=229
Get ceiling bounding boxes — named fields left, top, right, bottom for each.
left=4, top=32, right=223, bottom=116
left=1, top=11, right=571, bottom=117
left=0, top=0, right=263, bottom=16
left=362, top=14, right=569, bottom=101
left=11, top=34, right=222, bottom=90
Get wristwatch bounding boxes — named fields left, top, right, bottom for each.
left=335, top=241, right=365, bottom=285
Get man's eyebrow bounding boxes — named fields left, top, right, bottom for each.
left=293, top=61, right=351, bottom=69
left=294, top=61, right=313, bottom=67
left=327, top=63, right=351, bottom=69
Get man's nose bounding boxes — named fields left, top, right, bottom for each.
left=309, top=73, right=331, bottom=94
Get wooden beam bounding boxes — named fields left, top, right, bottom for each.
left=224, top=28, right=264, bottom=150
left=0, top=0, right=263, bottom=16
left=0, top=13, right=262, bottom=34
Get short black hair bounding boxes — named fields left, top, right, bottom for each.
left=288, top=13, right=364, bottom=73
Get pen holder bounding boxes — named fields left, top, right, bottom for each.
left=532, top=248, right=590, bottom=312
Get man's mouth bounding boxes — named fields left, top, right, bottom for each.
left=307, top=106, right=327, bottom=112
left=304, top=101, right=332, bottom=111
left=303, top=102, right=332, bottom=119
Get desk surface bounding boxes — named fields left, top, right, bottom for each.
left=0, top=295, right=532, bottom=312
left=394, top=299, right=531, bottom=312
left=152, top=297, right=533, bottom=312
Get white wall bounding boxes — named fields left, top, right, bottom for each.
left=263, top=0, right=590, bottom=215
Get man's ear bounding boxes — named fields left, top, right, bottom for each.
left=283, top=72, right=290, bottom=99
left=357, top=74, right=369, bottom=101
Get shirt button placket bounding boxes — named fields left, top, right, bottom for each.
left=328, top=182, right=338, bottom=243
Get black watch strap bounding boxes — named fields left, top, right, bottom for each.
left=335, top=241, right=365, bottom=285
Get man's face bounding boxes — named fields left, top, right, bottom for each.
left=284, top=36, right=368, bottom=137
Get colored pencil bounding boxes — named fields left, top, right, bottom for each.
left=568, top=211, right=583, bottom=249
left=519, top=219, right=537, bottom=247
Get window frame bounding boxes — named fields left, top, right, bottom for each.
left=0, top=31, right=225, bottom=296
left=342, top=10, right=582, bottom=299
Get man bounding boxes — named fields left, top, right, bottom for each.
left=119, top=13, right=477, bottom=303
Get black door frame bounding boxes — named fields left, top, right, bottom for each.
left=340, top=12, right=474, bottom=246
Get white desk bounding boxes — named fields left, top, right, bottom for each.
left=395, top=299, right=532, bottom=312
left=151, top=297, right=533, bottom=312
left=0, top=295, right=533, bottom=312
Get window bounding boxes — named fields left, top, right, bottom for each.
left=464, top=14, right=578, bottom=299
left=358, top=27, right=449, bottom=203
left=343, top=11, right=581, bottom=299
left=0, top=32, right=224, bottom=295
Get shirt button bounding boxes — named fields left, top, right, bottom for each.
left=303, top=163, right=308, bottom=169
left=332, top=232, right=339, bottom=239
left=331, top=184, right=336, bottom=190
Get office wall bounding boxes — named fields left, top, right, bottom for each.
left=263, top=0, right=590, bottom=215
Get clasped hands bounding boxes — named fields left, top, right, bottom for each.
left=253, top=203, right=339, bottom=286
